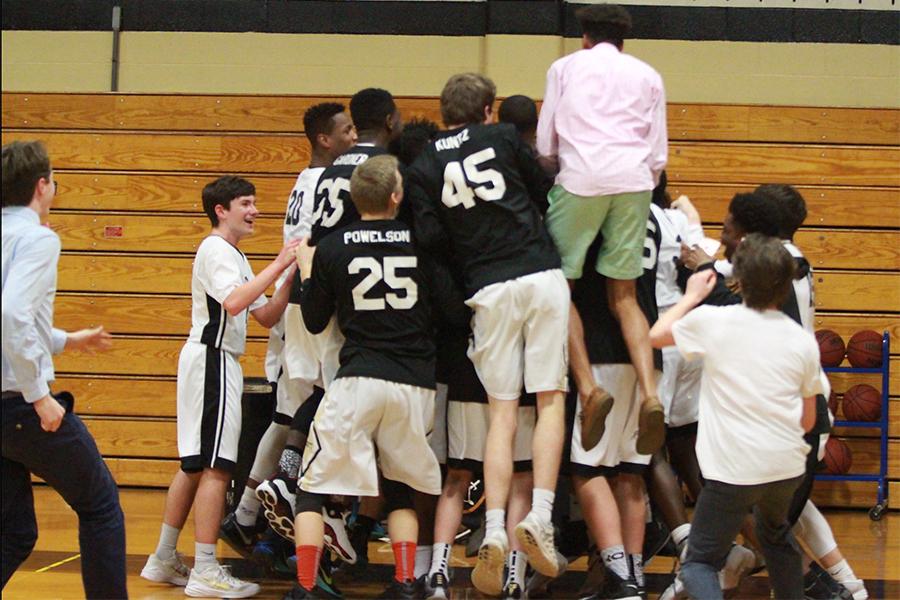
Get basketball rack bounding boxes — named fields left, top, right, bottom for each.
left=815, top=331, right=890, bottom=521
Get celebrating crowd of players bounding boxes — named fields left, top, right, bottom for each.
left=131, top=4, right=872, bottom=600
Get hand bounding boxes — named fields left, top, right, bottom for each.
left=33, top=395, right=65, bottom=432
left=726, top=277, right=742, bottom=295
left=680, top=243, right=714, bottom=271
left=670, top=194, right=701, bottom=224
left=66, top=326, right=112, bottom=353
left=294, top=238, right=316, bottom=280
left=685, top=269, right=716, bottom=303
left=276, top=239, right=302, bottom=270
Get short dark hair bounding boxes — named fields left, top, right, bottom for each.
left=755, top=183, right=807, bottom=240
left=390, top=117, right=440, bottom=167
left=303, top=102, right=346, bottom=148
left=349, top=88, right=396, bottom=133
left=498, top=95, right=538, bottom=137
left=651, top=170, right=670, bottom=208
left=733, top=233, right=796, bottom=310
left=350, top=155, right=401, bottom=215
left=575, top=3, right=632, bottom=47
left=728, top=192, right=781, bottom=237
left=2, top=140, right=51, bottom=207
left=440, top=73, right=496, bottom=127
left=201, top=176, right=255, bottom=226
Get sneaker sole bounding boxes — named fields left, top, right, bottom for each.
left=581, top=389, right=614, bottom=450
left=256, top=482, right=296, bottom=542
left=140, top=567, right=188, bottom=587
left=427, top=587, right=448, bottom=600
left=636, top=402, right=666, bottom=455
left=323, top=519, right=357, bottom=565
left=515, top=522, right=560, bottom=578
left=471, top=542, right=505, bottom=596
left=184, top=582, right=261, bottom=598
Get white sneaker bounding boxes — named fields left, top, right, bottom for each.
left=842, top=578, right=869, bottom=600
left=322, top=505, right=357, bottom=564
left=471, top=528, right=508, bottom=597
left=140, top=551, right=190, bottom=586
left=255, top=477, right=297, bottom=541
left=719, top=544, right=756, bottom=591
left=514, top=512, right=561, bottom=578
left=659, top=572, right=688, bottom=600
left=184, top=564, right=260, bottom=598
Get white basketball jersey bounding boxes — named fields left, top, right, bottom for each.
left=651, top=204, right=704, bottom=310
left=284, top=166, right=325, bottom=243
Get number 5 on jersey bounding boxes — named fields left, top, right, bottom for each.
left=442, top=148, right=507, bottom=209
left=349, top=256, right=418, bottom=311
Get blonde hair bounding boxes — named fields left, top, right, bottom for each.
left=350, top=154, right=401, bottom=215
left=440, top=73, right=496, bottom=126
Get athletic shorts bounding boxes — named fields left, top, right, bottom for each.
left=659, top=345, right=702, bottom=428
left=570, top=364, right=658, bottom=477
left=299, top=377, right=442, bottom=497
left=176, top=341, right=243, bottom=474
left=274, top=367, right=315, bottom=425
left=284, top=305, right=344, bottom=390
left=545, top=185, right=652, bottom=281
left=447, top=400, right=535, bottom=473
left=431, top=383, right=449, bottom=464
left=467, top=269, right=569, bottom=400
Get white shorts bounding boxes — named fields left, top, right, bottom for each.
left=431, top=384, right=449, bottom=464
left=447, top=401, right=535, bottom=471
left=176, top=342, right=243, bottom=473
left=274, top=367, right=315, bottom=424
left=283, top=305, right=343, bottom=390
left=659, top=345, right=702, bottom=428
left=299, top=377, right=442, bottom=497
left=467, top=269, right=569, bottom=400
left=570, top=364, right=657, bottom=475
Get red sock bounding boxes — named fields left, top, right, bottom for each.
left=296, top=545, right=322, bottom=591
left=392, top=541, right=416, bottom=583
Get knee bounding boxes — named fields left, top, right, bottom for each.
left=295, top=489, right=325, bottom=515
left=383, top=479, right=415, bottom=513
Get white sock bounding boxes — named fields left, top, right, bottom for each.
left=235, top=487, right=261, bottom=527
left=414, top=545, right=432, bottom=579
left=629, top=553, right=644, bottom=587
left=155, top=523, right=180, bottom=560
left=827, top=559, right=858, bottom=584
left=485, top=509, right=506, bottom=538
left=194, top=542, right=218, bottom=572
left=430, top=542, right=451, bottom=577
left=531, top=488, right=555, bottom=525
left=672, top=523, right=691, bottom=557
left=505, top=550, right=528, bottom=588
left=601, top=545, right=630, bottom=581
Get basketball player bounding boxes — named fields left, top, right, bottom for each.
left=141, top=176, right=299, bottom=598
left=222, top=103, right=356, bottom=555
left=651, top=234, right=822, bottom=600
left=408, top=73, right=569, bottom=582
left=285, top=155, right=467, bottom=599
left=222, top=103, right=355, bottom=550
left=569, top=211, right=662, bottom=600
left=536, top=3, right=668, bottom=456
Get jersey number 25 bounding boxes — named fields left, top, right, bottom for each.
left=348, top=256, right=418, bottom=311
left=441, top=148, right=506, bottom=209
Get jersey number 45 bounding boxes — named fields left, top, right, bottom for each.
left=441, top=148, right=506, bottom=209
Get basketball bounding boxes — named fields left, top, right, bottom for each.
left=823, top=438, right=853, bottom=475
left=815, top=329, right=846, bottom=367
left=841, top=384, right=881, bottom=422
left=828, top=389, right=839, bottom=416
left=846, top=330, right=882, bottom=368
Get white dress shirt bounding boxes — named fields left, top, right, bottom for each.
left=2, top=206, right=67, bottom=402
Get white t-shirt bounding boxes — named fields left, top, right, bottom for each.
left=651, top=204, right=704, bottom=310
left=672, top=304, right=824, bottom=485
left=187, top=235, right=267, bottom=356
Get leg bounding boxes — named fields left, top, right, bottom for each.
left=754, top=477, right=805, bottom=600
left=531, top=391, right=565, bottom=497
left=1, top=457, right=37, bottom=588
left=665, top=428, right=703, bottom=501
left=484, top=397, right=518, bottom=519
left=294, top=491, right=326, bottom=592
left=613, top=472, right=647, bottom=590
left=607, top=278, right=665, bottom=455
left=504, top=470, right=534, bottom=592
left=162, top=469, right=202, bottom=530
left=646, top=451, right=690, bottom=530
left=681, top=481, right=754, bottom=600
left=569, top=301, right=614, bottom=450
left=194, top=468, right=231, bottom=545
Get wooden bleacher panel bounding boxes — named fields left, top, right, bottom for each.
left=4, top=93, right=896, bottom=504
left=812, top=481, right=900, bottom=510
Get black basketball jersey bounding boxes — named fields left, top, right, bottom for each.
left=572, top=211, right=663, bottom=369
left=299, top=219, right=467, bottom=389
left=407, top=123, right=560, bottom=297
left=309, top=144, right=388, bottom=246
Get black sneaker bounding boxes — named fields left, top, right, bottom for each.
left=378, top=579, right=418, bottom=599
left=427, top=571, right=449, bottom=599
left=581, top=570, right=641, bottom=600
left=219, top=511, right=260, bottom=557
left=284, top=583, right=330, bottom=599
left=805, top=563, right=853, bottom=600
left=502, top=581, right=524, bottom=599
left=316, top=552, right=344, bottom=599
left=347, top=521, right=371, bottom=570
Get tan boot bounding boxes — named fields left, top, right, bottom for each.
left=636, top=396, right=666, bottom=455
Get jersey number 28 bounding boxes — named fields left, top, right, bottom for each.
left=441, top=148, right=506, bottom=209
left=348, top=256, right=418, bottom=311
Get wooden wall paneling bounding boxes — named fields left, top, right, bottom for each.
left=814, top=271, right=900, bottom=313
left=82, top=417, right=177, bottom=458
left=32, top=457, right=180, bottom=487
left=53, top=375, right=177, bottom=417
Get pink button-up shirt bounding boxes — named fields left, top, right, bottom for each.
left=536, top=42, right=668, bottom=197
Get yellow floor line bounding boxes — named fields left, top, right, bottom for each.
left=34, top=554, right=81, bottom=573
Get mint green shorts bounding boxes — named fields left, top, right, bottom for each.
left=545, top=185, right=652, bottom=281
